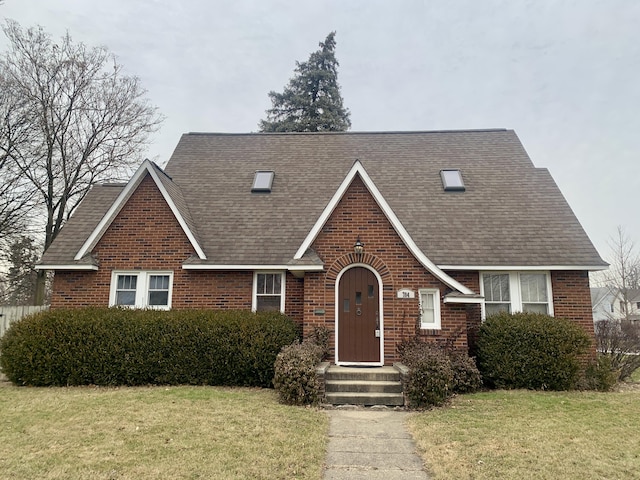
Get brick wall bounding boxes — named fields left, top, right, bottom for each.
left=551, top=270, right=596, bottom=354
left=305, top=175, right=477, bottom=364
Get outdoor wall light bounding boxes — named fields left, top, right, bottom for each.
left=353, top=236, right=365, bottom=255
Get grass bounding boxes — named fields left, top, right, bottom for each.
left=407, top=389, right=640, bottom=479
left=0, top=384, right=328, bottom=479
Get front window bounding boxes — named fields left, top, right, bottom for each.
left=481, top=272, right=552, bottom=318
left=110, top=271, right=173, bottom=309
left=519, top=273, right=548, bottom=314
left=483, top=273, right=511, bottom=316
left=253, top=272, right=285, bottom=312
left=115, top=275, right=137, bottom=306
left=419, top=289, right=441, bottom=329
left=148, top=275, right=170, bottom=306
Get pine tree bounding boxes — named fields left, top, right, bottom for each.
left=2, top=235, right=40, bottom=305
left=259, top=32, right=351, bottom=132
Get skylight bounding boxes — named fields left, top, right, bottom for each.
left=440, top=169, right=465, bottom=191
left=252, top=171, right=275, bottom=192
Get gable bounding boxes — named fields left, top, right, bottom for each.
left=93, top=174, right=196, bottom=263
left=74, top=160, right=205, bottom=262
left=302, top=163, right=475, bottom=295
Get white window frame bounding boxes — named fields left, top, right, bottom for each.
left=109, top=271, right=173, bottom=310
left=252, top=271, right=286, bottom=313
left=419, top=288, right=441, bottom=330
left=480, top=271, right=553, bottom=319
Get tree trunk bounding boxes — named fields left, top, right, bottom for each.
left=34, top=270, right=47, bottom=305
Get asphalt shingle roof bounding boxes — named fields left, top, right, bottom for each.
left=41, top=129, right=607, bottom=269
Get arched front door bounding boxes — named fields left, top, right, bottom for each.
left=337, top=266, right=381, bottom=364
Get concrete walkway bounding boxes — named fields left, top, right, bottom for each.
left=324, top=408, right=429, bottom=479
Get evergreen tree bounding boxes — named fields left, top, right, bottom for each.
left=2, top=235, right=39, bottom=305
left=259, top=32, right=351, bottom=132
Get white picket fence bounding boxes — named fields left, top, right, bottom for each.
left=0, top=305, right=49, bottom=337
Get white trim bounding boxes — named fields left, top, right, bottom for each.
left=35, top=264, right=99, bottom=271
left=185, top=264, right=290, bottom=270
left=334, top=263, right=384, bottom=367
left=439, top=264, right=608, bottom=271
left=479, top=271, right=554, bottom=319
left=109, top=270, right=174, bottom=310
left=252, top=271, right=286, bottom=313
left=75, top=160, right=206, bottom=261
left=182, top=263, right=324, bottom=271
left=443, top=295, right=484, bottom=304
left=286, top=265, right=325, bottom=272
left=294, top=160, right=474, bottom=295
left=419, top=288, right=441, bottom=330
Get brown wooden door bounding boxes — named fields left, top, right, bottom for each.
left=338, top=267, right=380, bottom=363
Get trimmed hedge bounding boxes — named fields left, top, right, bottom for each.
left=399, top=340, right=482, bottom=408
left=477, top=312, right=592, bottom=390
left=0, top=308, right=299, bottom=387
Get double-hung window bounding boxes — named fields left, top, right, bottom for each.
left=253, top=272, right=285, bottom=312
left=419, top=288, right=441, bottom=329
left=110, top=271, right=173, bottom=309
left=481, top=272, right=552, bottom=318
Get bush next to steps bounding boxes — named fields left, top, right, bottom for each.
left=0, top=307, right=299, bottom=387
left=399, top=340, right=482, bottom=408
left=273, top=326, right=329, bottom=405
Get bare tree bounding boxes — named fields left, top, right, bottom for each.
left=0, top=20, right=163, bottom=303
left=593, top=226, right=640, bottom=380
left=0, top=71, right=38, bottom=252
left=603, top=226, right=640, bottom=320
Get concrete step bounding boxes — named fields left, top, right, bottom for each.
left=322, top=366, right=405, bottom=406
left=325, top=366, right=400, bottom=382
left=325, top=379, right=403, bottom=394
left=325, top=391, right=405, bottom=406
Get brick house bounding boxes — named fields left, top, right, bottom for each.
left=37, top=129, right=607, bottom=365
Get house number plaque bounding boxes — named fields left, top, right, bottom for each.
left=397, top=289, right=415, bottom=299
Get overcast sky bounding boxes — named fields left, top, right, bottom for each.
left=1, top=0, right=638, bottom=264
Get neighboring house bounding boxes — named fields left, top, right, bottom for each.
left=591, top=286, right=616, bottom=322
left=37, top=129, right=607, bottom=365
left=592, top=287, right=640, bottom=322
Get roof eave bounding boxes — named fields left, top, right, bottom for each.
left=439, top=264, right=609, bottom=271
left=182, top=263, right=324, bottom=272
left=35, top=264, right=99, bottom=271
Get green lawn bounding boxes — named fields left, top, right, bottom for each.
left=0, top=384, right=328, bottom=479
left=3, top=376, right=640, bottom=480
left=407, top=389, right=640, bottom=480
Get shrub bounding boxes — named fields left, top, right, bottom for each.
left=594, top=319, right=640, bottom=381
left=273, top=341, right=324, bottom=405
left=399, top=340, right=481, bottom=408
left=0, top=308, right=299, bottom=387
left=581, top=355, right=619, bottom=392
left=307, top=325, right=330, bottom=360
left=477, top=312, right=592, bottom=390
left=400, top=342, right=453, bottom=407
left=448, top=350, right=483, bottom=394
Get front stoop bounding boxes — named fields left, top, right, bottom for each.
left=324, top=366, right=405, bottom=406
